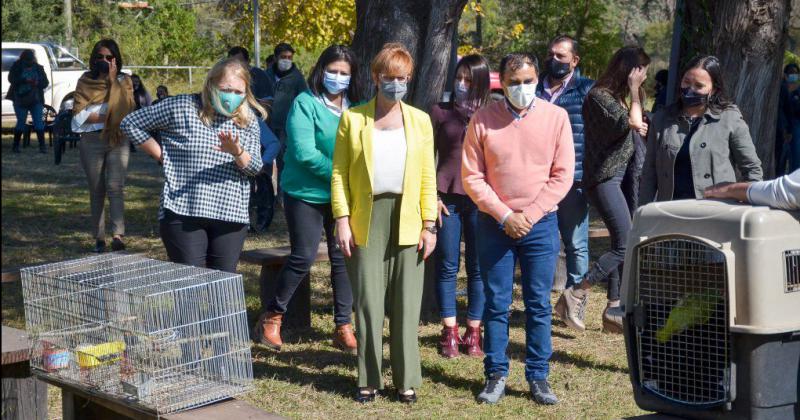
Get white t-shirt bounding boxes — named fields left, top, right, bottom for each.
left=71, top=102, right=108, bottom=133
left=371, top=127, right=407, bottom=195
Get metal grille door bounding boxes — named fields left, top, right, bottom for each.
left=635, top=238, right=730, bottom=406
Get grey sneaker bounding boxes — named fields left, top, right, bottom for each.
left=529, top=379, right=558, bottom=405
left=477, top=373, right=507, bottom=404
left=558, top=287, right=589, bottom=331
left=602, top=305, right=624, bottom=334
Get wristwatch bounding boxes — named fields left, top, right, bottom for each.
left=423, top=226, right=438, bottom=235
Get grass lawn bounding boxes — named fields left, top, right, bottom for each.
left=1, top=134, right=649, bottom=419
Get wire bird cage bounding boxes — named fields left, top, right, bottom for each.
left=21, top=253, right=254, bottom=415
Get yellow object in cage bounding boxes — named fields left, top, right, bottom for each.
left=76, top=341, right=126, bottom=368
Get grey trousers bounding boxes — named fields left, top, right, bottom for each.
left=79, top=131, right=130, bottom=241
left=346, top=194, right=425, bottom=390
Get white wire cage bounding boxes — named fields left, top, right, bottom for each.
left=21, top=253, right=254, bottom=414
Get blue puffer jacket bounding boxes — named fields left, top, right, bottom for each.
left=537, top=69, right=594, bottom=182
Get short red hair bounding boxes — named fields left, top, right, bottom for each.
left=371, top=42, right=414, bottom=79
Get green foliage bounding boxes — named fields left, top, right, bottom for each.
left=785, top=50, right=800, bottom=68
left=458, top=0, right=622, bottom=78
left=1, top=0, right=64, bottom=43
left=219, top=0, right=355, bottom=69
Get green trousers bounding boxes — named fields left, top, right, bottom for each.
left=346, top=194, right=424, bottom=390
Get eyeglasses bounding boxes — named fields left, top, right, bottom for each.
left=95, top=54, right=114, bottom=61
left=379, top=74, right=408, bottom=83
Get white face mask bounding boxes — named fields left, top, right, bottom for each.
left=277, top=59, right=292, bottom=72
left=504, top=82, right=537, bottom=109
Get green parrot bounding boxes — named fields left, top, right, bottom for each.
left=655, top=291, right=722, bottom=344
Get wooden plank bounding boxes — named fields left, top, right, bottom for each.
left=589, top=228, right=610, bottom=238
left=165, top=399, right=284, bottom=420
left=239, top=243, right=329, bottom=266
left=2, top=269, right=21, bottom=283
left=2, top=326, right=32, bottom=365
left=39, top=375, right=159, bottom=420
left=2, top=369, right=48, bottom=420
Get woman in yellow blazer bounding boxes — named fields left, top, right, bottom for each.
left=331, top=43, right=437, bottom=404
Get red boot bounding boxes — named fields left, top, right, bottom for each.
left=461, top=325, right=484, bottom=357
left=439, top=325, right=461, bottom=358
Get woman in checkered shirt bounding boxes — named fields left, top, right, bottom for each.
left=121, top=58, right=267, bottom=272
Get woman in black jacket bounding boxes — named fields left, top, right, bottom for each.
left=555, top=46, right=650, bottom=335
left=7, top=50, right=49, bottom=153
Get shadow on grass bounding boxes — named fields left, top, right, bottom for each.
left=250, top=348, right=362, bottom=398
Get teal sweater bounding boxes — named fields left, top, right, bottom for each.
left=280, top=91, right=343, bottom=204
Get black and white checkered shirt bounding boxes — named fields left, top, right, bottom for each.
left=121, top=94, right=263, bottom=224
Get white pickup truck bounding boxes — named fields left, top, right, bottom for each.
left=1, top=42, right=87, bottom=124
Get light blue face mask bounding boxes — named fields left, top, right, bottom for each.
left=454, top=80, right=469, bottom=102
left=788, top=74, right=800, bottom=84
left=212, top=89, right=245, bottom=116
left=323, top=71, right=351, bottom=95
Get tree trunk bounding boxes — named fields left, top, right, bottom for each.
left=351, top=0, right=467, bottom=111
left=680, top=0, right=792, bottom=178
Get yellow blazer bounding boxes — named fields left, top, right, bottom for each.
left=331, top=98, right=437, bottom=247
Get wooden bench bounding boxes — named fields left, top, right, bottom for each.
left=2, top=326, right=48, bottom=420
left=39, top=373, right=282, bottom=420
left=239, top=243, right=329, bottom=329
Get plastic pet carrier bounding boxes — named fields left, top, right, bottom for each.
left=621, top=200, right=800, bottom=419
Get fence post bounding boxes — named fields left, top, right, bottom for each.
left=188, top=67, right=193, bottom=89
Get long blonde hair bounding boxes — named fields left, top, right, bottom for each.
left=200, top=58, right=268, bottom=128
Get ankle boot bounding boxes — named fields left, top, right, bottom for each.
left=12, top=131, right=21, bottom=153
left=36, top=130, right=46, bottom=153
left=461, top=325, right=484, bottom=357
left=439, top=325, right=461, bottom=358
left=253, top=311, right=283, bottom=350
left=333, top=324, right=357, bottom=354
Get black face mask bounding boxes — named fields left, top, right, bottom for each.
left=681, top=87, right=708, bottom=108
left=94, top=60, right=110, bottom=75
left=548, top=59, right=571, bottom=80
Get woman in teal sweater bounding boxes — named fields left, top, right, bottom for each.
left=253, top=45, right=364, bottom=353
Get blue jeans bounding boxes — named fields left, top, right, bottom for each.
left=14, top=103, right=44, bottom=132
left=478, top=211, right=559, bottom=382
left=557, top=184, right=589, bottom=289
left=434, top=193, right=484, bottom=321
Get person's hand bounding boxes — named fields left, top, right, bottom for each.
left=418, top=227, right=437, bottom=260
left=336, top=217, right=356, bottom=258
left=628, top=66, right=648, bottom=91
left=703, top=182, right=736, bottom=199
left=108, top=58, right=118, bottom=82
left=436, top=199, right=450, bottom=227
left=637, top=121, right=649, bottom=138
left=214, top=131, right=243, bottom=156
left=503, top=212, right=532, bottom=239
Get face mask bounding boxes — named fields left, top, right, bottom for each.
left=277, top=59, right=292, bottom=72
left=788, top=74, right=800, bottom=83
left=380, top=80, right=407, bottom=102
left=212, top=89, right=245, bottom=116
left=548, top=59, right=571, bottom=80
left=454, top=80, right=469, bottom=102
left=505, top=82, right=537, bottom=109
left=681, top=87, right=708, bottom=108
left=94, top=60, right=110, bottom=74
left=323, top=71, right=351, bottom=94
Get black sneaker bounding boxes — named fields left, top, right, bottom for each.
left=94, top=240, right=106, bottom=253
left=529, top=379, right=558, bottom=405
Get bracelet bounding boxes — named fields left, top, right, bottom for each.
left=233, top=147, right=245, bottom=158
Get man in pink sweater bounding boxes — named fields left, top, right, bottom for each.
left=462, top=53, right=574, bottom=406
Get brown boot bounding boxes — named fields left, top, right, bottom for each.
left=254, top=311, right=283, bottom=350
left=333, top=324, right=357, bottom=354
left=439, top=325, right=461, bottom=358
left=461, top=325, right=484, bottom=357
